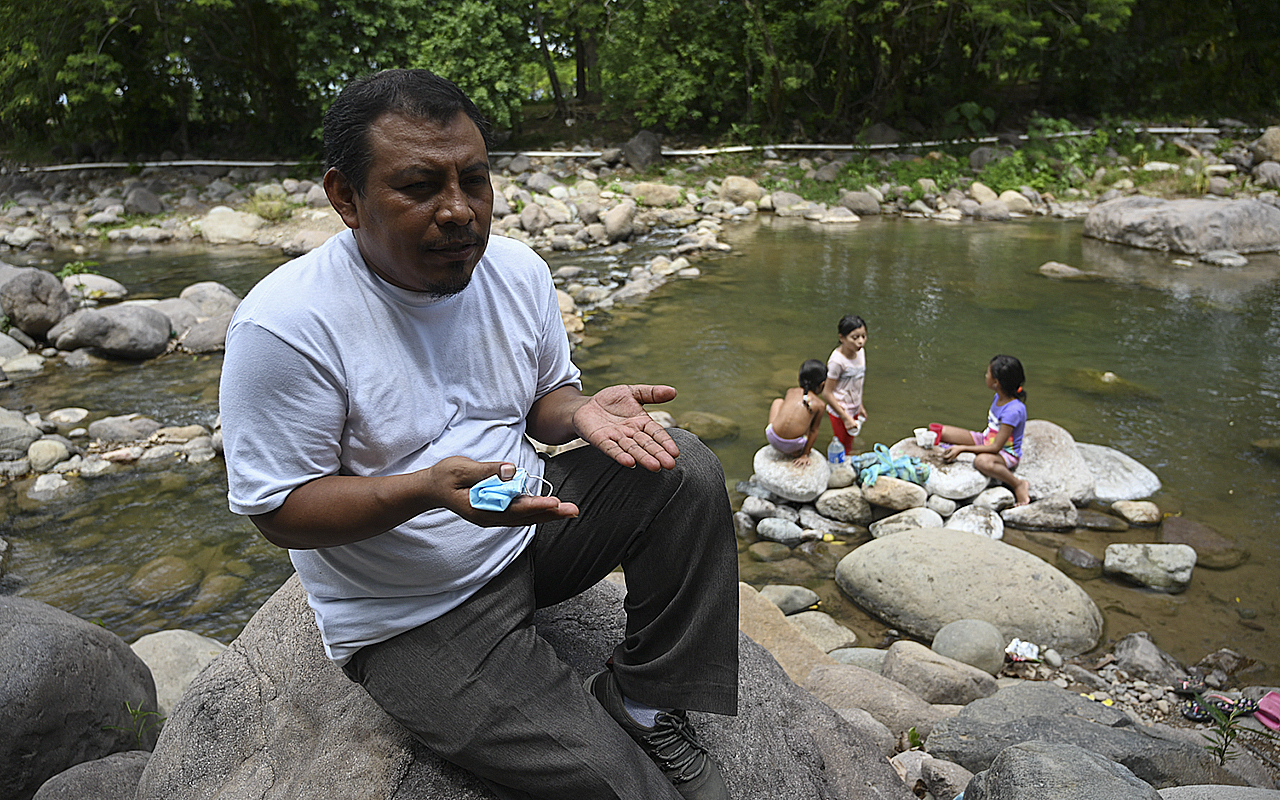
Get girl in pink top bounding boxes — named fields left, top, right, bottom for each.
left=820, top=314, right=868, bottom=456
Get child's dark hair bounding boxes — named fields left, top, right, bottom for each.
left=990, top=354, right=1027, bottom=402
left=799, top=359, right=826, bottom=393
left=838, top=314, right=867, bottom=336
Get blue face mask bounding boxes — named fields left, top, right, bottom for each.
left=468, top=468, right=554, bottom=512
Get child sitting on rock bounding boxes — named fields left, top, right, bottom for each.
left=766, top=359, right=828, bottom=466
left=935, top=354, right=1031, bottom=505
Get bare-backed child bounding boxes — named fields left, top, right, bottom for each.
left=766, top=359, right=828, bottom=467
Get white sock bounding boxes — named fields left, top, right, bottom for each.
left=622, top=694, right=665, bottom=728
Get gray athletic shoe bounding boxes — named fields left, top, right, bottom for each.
left=584, top=666, right=729, bottom=800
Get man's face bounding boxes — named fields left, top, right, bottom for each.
left=327, top=110, right=493, bottom=295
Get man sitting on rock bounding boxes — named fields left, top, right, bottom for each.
left=218, top=68, right=738, bottom=800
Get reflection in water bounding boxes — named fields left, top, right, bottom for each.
left=2, top=218, right=1279, bottom=680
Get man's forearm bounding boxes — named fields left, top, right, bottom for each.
left=525, top=384, right=590, bottom=445
left=251, top=471, right=440, bottom=550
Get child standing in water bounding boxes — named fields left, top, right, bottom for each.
left=935, top=354, right=1031, bottom=506
left=766, top=359, right=828, bottom=466
left=821, top=314, right=868, bottom=457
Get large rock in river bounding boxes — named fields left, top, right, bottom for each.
left=753, top=444, right=830, bottom=502
left=47, top=304, right=172, bottom=359
left=136, top=575, right=913, bottom=800
left=1076, top=442, right=1161, bottom=502
left=1083, top=196, right=1280, bottom=254
left=835, top=528, right=1102, bottom=656
left=1018, top=420, right=1094, bottom=505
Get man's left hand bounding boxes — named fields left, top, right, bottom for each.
left=573, top=384, right=680, bottom=471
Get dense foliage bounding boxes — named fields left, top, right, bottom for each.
left=1, top=0, right=1275, bottom=158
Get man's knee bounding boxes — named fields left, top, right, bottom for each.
left=667, top=427, right=726, bottom=485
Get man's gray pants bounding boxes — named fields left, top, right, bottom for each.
left=342, top=429, right=739, bottom=799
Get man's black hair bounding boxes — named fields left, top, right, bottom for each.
left=323, top=69, right=493, bottom=196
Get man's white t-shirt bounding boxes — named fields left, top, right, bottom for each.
left=220, top=231, right=580, bottom=663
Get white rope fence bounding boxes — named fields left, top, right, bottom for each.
left=9, top=126, right=1260, bottom=173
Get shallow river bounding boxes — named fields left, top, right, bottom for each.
left=2, top=215, right=1278, bottom=682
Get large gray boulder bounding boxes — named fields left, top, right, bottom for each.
left=0, top=597, right=160, bottom=800
left=753, top=444, right=830, bottom=502
left=926, top=682, right=1246, bottom=789
left=47, top=304, right=171, bottom=359
left=129, top=629, right=227, bottom=718
left=179, top=280, right=240, bottom=318
left=0, top=268, right=78, bottom=337
left=1076, top=442, right=1162, bottom=502
left=136, top=576, right=914, bottom=800
left=963, top=740, right=1162, bottom=800
left=879, top=640, right=999, bottom=705
left=1018, top=420, right=1094, bottom=505
left=835, top=528, right=1102, bottom=656
left=1083, top=196, right=1280, bottom=254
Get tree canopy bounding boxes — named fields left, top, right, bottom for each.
left=1, top=0, right=1274, bottom=158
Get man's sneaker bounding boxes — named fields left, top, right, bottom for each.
left=584, top=666, right=729, bottom=800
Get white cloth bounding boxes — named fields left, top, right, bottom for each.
left=220, top=231, right=580, bottom=663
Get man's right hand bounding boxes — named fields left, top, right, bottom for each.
left=429, top=456, right=579, bottom=527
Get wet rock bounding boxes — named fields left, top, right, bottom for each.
left=1076, top=508, right=1128, bottom=531
left=28, top=439, right=69, bottom=472
left=748, top=541, right=792, bottom=561
left=1056, top=545, right=1103, bottom=580
left=1067, top=368, right=1159, bottom=400
left=675, top=410, right=738, bottom=441
left=127, top=555, right=202, bottom=605
left=177, top=310, right=232, bottom=353
left=836, top=528, right=1102, bottom=656
left=973, top=201, right=1011, bottom=221
left=1159, top=516, right=1249, bottom=569
left=184, top=573, right=245, bottom=617
left=1103, top=543, right=1196, bottom=592
left=1039, top=261, right=1092, bottom=279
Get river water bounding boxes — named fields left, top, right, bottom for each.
left=2, top=216, right=1278, bottom=682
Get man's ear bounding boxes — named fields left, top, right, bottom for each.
left=323, top=167, right=361, bottom=229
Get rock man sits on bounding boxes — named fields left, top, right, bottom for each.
left=219, top=68, right=739, bottom=800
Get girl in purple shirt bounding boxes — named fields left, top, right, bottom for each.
left=934, top=355, right=1030, bottom=506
